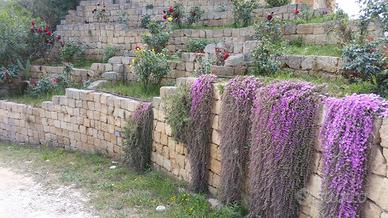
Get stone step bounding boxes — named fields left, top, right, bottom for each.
left=102, top=71, right=121, bottom=81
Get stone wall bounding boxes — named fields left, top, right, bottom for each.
left=151, top=78, right=388, bottom=218
left=30, top=65, right=97, bottom=83
left=0, top=89, right=144, bottom=158
left=1, top=82, right=387, bottom=217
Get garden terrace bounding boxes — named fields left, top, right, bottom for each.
left=0, top=77, right=387, bottom=217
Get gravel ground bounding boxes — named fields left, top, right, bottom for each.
left=0, top=167, right=98, bottom=218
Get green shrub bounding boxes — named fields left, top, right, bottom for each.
left=342, top=40, right=386, bottom=81
left=142, top=21, right=171, bottom=52
left=252, top=19, right=284, bottom=75
left=29, top=65, right=73, bottom=97
left=0, top=2, right=32, bottom=67
left=0, top=65, right=20, bottom=83
left=186, top=39, right=212, bottom=53
left=231, top=0, right=257, bottom=27
left=195, top=56, right=212, bottom=76
left=60, top=40, right=86, bottom=62
left=133, top=49, right=170, bottom=89
left=163, top=85, right=191, bottom=143
left=103, top=45, right=119, bottom=62
left=266, top=0, right=290, bottom=7
left=187, top=6, right=205, bottom=26
left=123, top=103, right=153, bottom=172
left=140, top=15, right=151, bottom=28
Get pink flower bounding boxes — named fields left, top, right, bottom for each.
left=293, top=9, right=300, bottom=15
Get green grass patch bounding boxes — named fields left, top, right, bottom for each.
left=0, top=143, right=244, bottom=218
left=255, top=70, right=378, bottom=97
left=284, top=44, right=343, bottom=57
left=99, top=82, right=161, bottom=101
left=72, top=59, right=99, bottom=69
left=4, top=90, right=64, bottom=106
left=286, top=13, right=337, bottom=25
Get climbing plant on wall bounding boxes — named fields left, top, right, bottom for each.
left=123, top=102, right=153, bottom=172
left=186, top=74, right=216, bottom=193
left=248, top=81, right=322, bottom=218
left=219, top=76, right=262, bottom=204
left=320, top=94, right=388, bottom=217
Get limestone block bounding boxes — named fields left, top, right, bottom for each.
left=362, top=200, right=382, bottom=218
left=315, top=56, right=339, bottom=73
left=301, top=56, right=316, bottom=70
left=108, top=56, right=123, bottom=64
left=370, top=145, right=387, bottom=177
left=297, top=24, right=314, bottom=34
left=102, top=72, right=120, bottom=81
left=224, top=54, right=245, bottom=67
left=366, top=174, right=388, bottom=211
left=160, top=86, right=177, bottom=99
left=306, top=174, right=322, bottom=199
left=210, top=158, right=221, bottom=175
left=381, top=117, right=388, bottom=148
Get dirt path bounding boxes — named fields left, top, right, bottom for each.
left=0, top=167, right=98, bottom=218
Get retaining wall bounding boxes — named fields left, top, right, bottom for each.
left=1, top=83, right=387, bottom=217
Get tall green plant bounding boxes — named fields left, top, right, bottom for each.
left=123, top=103, right=153, bottom=172
left=266, top=0, right=290, bottom=7
left=231, top=0, right=257, bottom=27
left=142, top=21, right=171, bottom=52
left=164, top=85, right=191, bottom=143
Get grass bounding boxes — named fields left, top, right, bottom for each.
left=286, top=13, right=338, bottom=25
left=99, top=82, right=161, bottom=101
left=0, top=143, right=244, bottom=218
left=5, top=90, right=64, bottom=106
left=284, top=44, right=343, bottom=57
left=254, top=70, right=378, bottom=97
left=33, top=59, right=100, bottom=70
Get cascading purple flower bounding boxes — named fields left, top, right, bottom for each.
left=187, top=74, right=216, bottom=193
left=249, top=81, right=322, bottom=218
left=320, top=94, right=388, bottom=218
left=133, top=102, right=152, bottom=122
left=219, top=76, right=263, bottom=204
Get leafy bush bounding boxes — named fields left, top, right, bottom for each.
left=231, top=0, right=257, bottom=27
left=186, top=39, right=212, bottom=53
left=266, top=0, right=290, bottom=7
left=252, top=19, right=284, bottom=75
left=103, top=45, right=119, bottom=62
left=140, top=15, right=151, bottom=28
left=0, top=2, right=32, bottom=67
left=28, top=65, right=72, bottom=97
left=219, top=76, right=262, bottom=204
left=133, top=49, right=170, bottom=89
left=142, top=21, right=171, bottom=52
left=123, top=103, right=153, bottom=172
left=164, top=85, right=191, bottom=143
left=187, top=6, right=204, bottom=26
left=320, top=94, right=388, bottom=217
left=186, top=75, right=216, bottom=193
left=342, top=40, right=386, bottom=81
left=194, top=56, right=212, bottom=76
left=0, top=65, right=20, bottom=83
left=359, top=0, right=388, bottom=36
left=60, top=40, right=86, bottom=62
left=249, top=81, right=321, bottom=217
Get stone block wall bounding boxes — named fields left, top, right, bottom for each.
left=1, top=80, right=387, bottom=218
left=151, top=77, right=388, bottom=218
left=0, top=89, right=145, bottom=158
left=30, top=65, right=97, bottom=83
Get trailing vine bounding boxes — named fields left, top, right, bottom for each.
left=248, top=81, right=322, bottom=218
left=320, top=94, right=388, bottom=217
left=186, top=75, right=216, bottom=193
left=123, top=102, right=153, bottom=172
left=219, top=76, right=262, bottom=204
left=164, top=84, right=191, bottom=144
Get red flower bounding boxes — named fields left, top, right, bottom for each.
left=31, top=20, right=35, bottom=26
left=267, top=12, right=274, bottom=21
left=293, top=9, right=300, bottom=15
left=223, top=52, right=230, bottom=60
left=47, top=31, right=52, bottom=36
left=45, top=26, right=49, bottom=33
left=163, top=14, right=168, bottom=20
left=38, top=27, right=43, bottom=33
left=168, top=6, right=174, bottom=13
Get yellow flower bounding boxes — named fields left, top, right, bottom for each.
left=167, top=17, right=173, bottom=22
